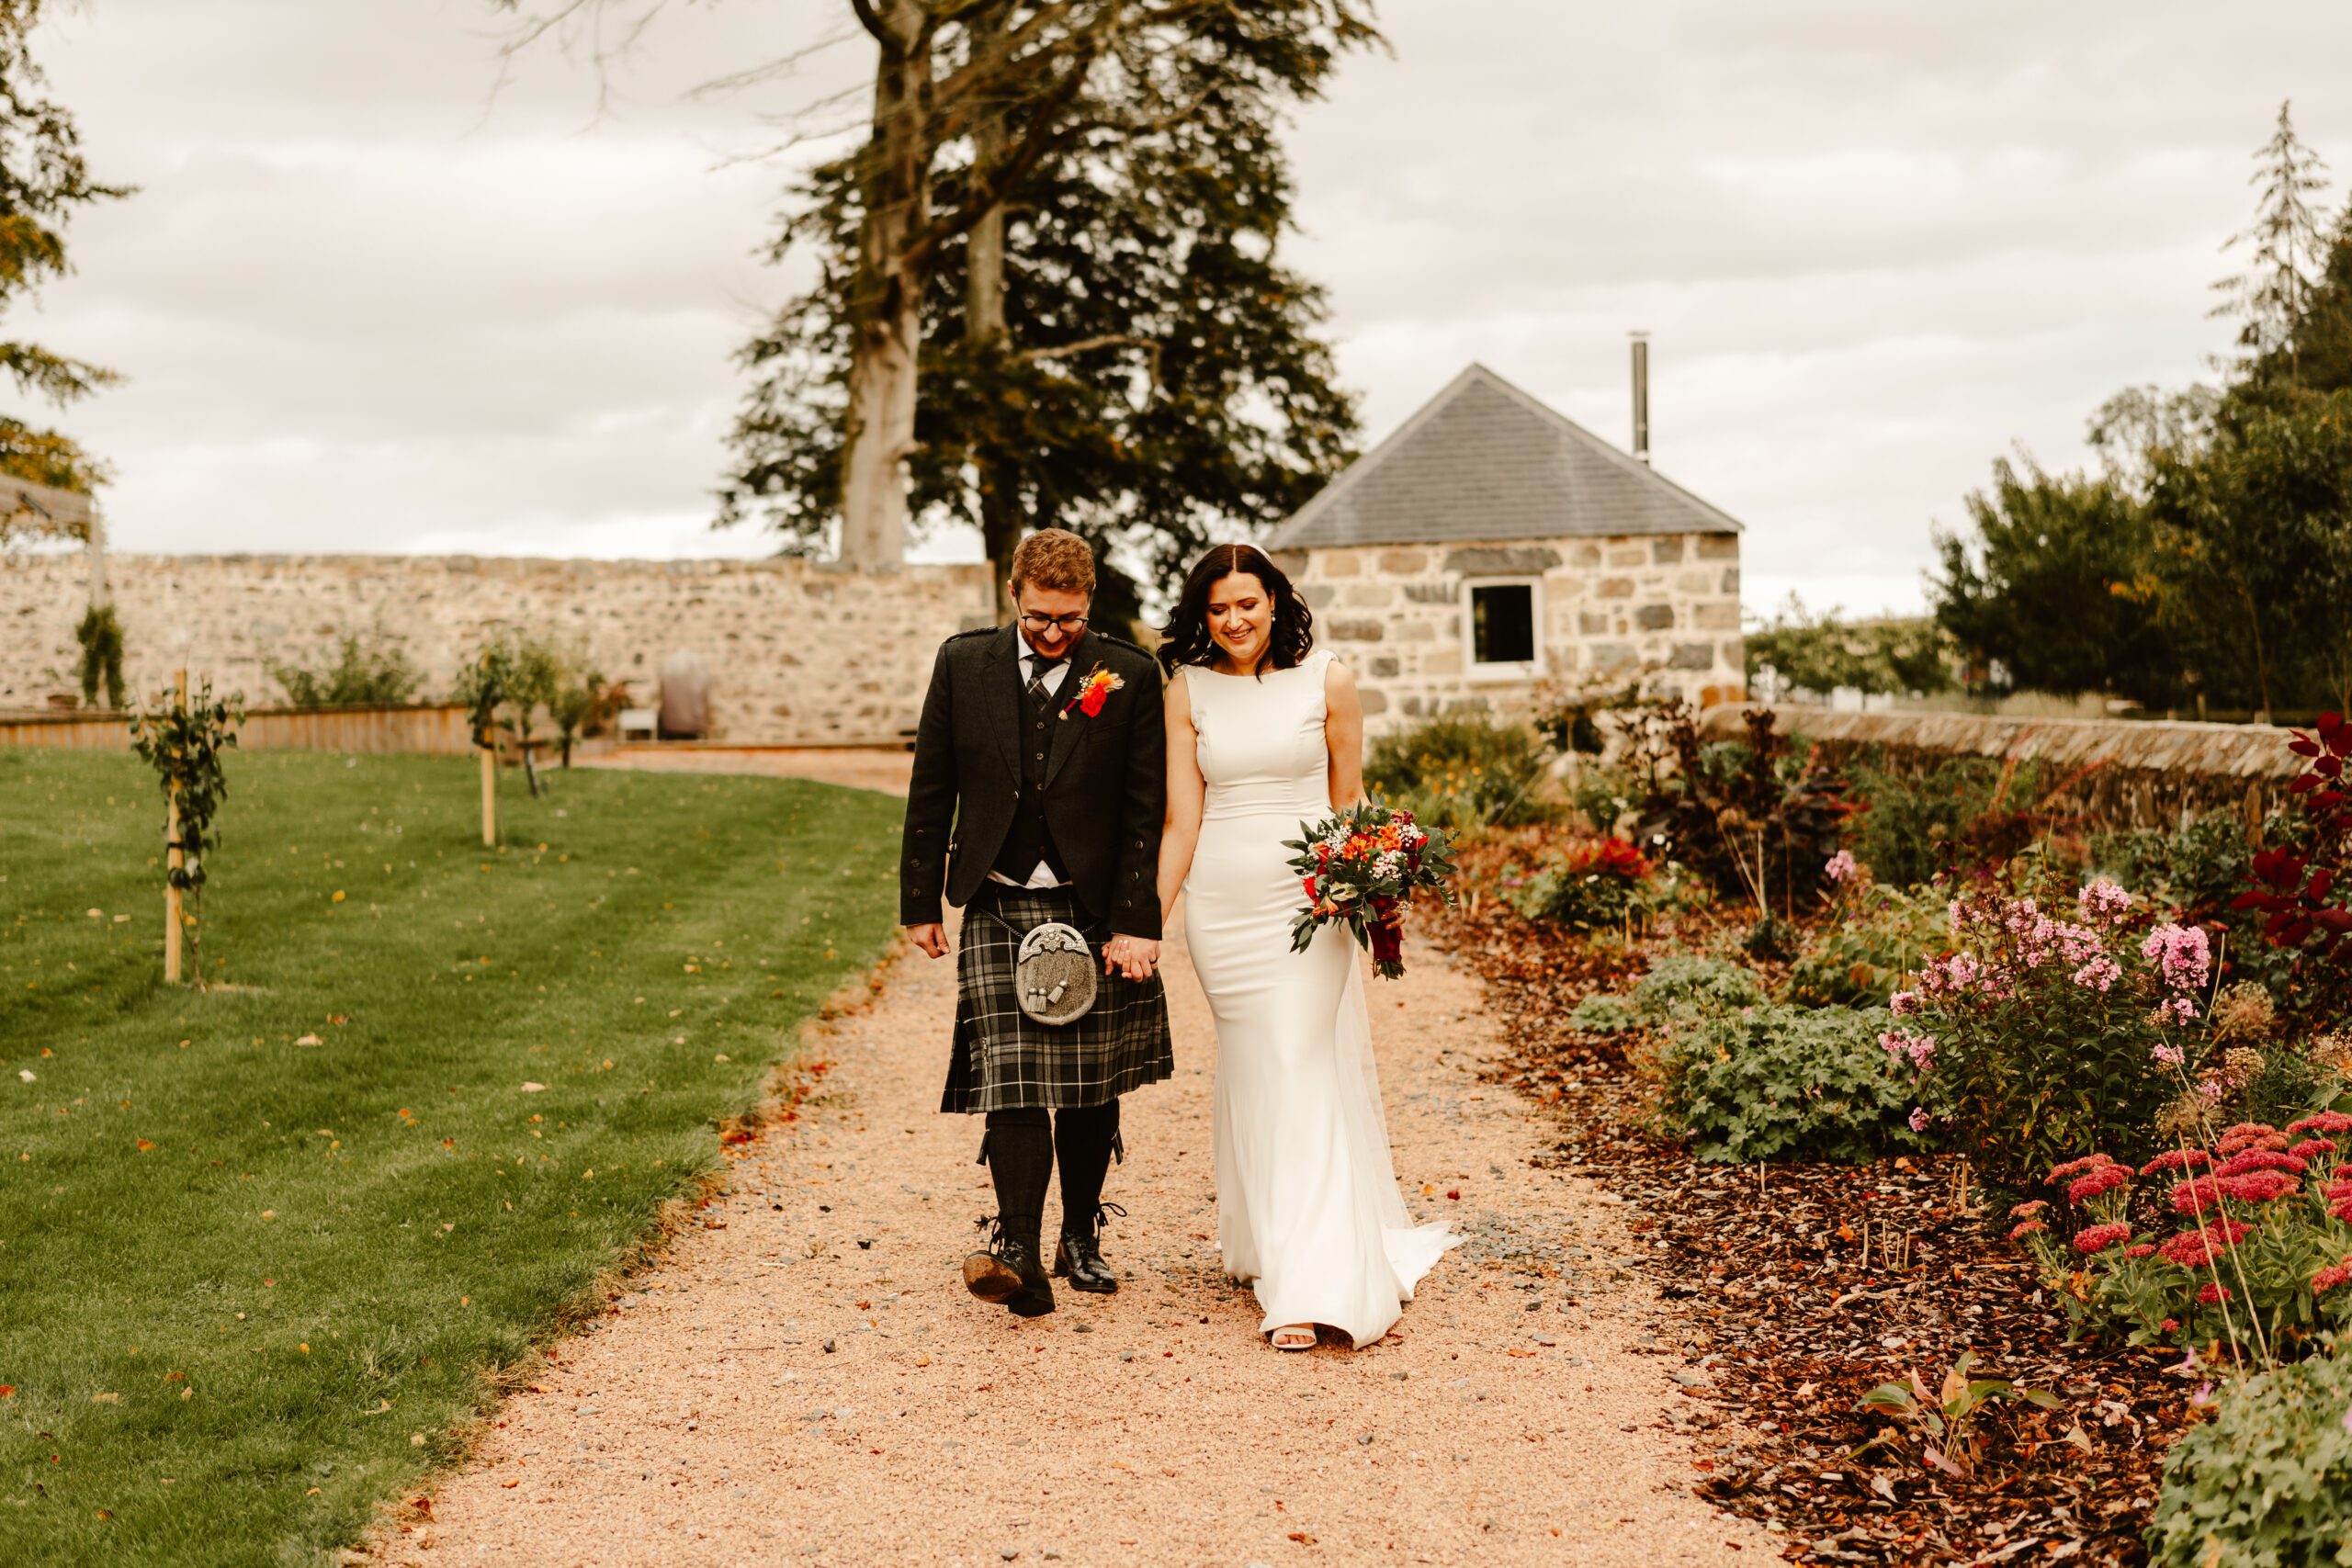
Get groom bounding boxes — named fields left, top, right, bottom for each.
left=899, top=528, right=1172, bottom=1318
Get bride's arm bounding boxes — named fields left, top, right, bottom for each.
left=1157, top=671, right=1205, bottom=922
left=1324, top=659, right=1368, bottom=812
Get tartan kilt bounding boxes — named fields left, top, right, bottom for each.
left=944, top=883, right=1174, bottom=1114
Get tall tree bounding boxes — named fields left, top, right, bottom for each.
left=1928, top=457, right=2181, bottom=705
left=721, top=3, right=1370, bottom=604
left=2211, top=99, right=2332, bottom=388
left=0, top=0, right=129, bottom=547
left=2146, top=391, right=2352, bottom=717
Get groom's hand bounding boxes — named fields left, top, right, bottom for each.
left=1103, top=934, right=1159, bottom=981
left=905, top=922, right=950, bottom=960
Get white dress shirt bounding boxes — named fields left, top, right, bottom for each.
left=990, top=632, right=1076, bottom=889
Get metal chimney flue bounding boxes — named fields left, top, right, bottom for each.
left=1630, top=332, right=1651, bottom=465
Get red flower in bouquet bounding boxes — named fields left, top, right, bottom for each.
left=1282, top=802, right=1458, bottom=979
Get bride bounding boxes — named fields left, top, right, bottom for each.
left=1155, top=543, right=1457, bottom=1350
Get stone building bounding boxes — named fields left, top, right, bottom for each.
left=1265, top=363, right=1746, bottom=735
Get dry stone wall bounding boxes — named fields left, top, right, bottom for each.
left=0, top=552, right=996, bottom=746
left=1271, top=533, right=1745, bottom=734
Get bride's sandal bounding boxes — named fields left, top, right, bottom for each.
left=1269, top=1324, right=1317, bottom=1351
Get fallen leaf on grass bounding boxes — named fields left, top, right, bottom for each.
left=92, top=1392, right=119, bottom=1404
left=520, top=1083, right=547, bottom=1093
left=134, top=1139, right=154, bottom=1153
left=293, top=1034, right=322, bottom=1047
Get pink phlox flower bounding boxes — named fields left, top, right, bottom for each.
left=2073, top=1222, right=2133, bottom=1255
left=1907, top=1107, right=1931, bottom=1134
left=2071, top=954, right=2122, bottom=992
left=2197, top=1079, right=2226, bottom=1103
left=2141, top=922, right=2211, bottom=993
left=2151, top=1042, right=2186, bottom=1067
left=2290, top=1112, right=2352, bottom=1136
left=2214, top=1148, right=2307, bottom=1179
left=2197, top=1281, right=2234, bottom=1305
left=1889, top=988, right=1921, bottom=1017
left=2313, top=1260, right=2352, bottom=1295
left=2077, top=878, right=2132, bottom=921
left=1948, top=898, right=1964, bottom=936
left=2141, top=1148, right=2212, bottom=1176
left=2067, top=1164, right=2132, bottom=1205
left=1877, top=1030, right=1936, bottom=1074
left=2018, top=914, right=2059, bottom=969
left=2158, top=996, right=2199, bottom=1026
left=2001, top=897, right=2043, bottom=936
left=1824, top=850, right=1859, bottom=885
left=2218, top=1169, right=2301, bottom=1203
left=2009, top=1199, right=2050, bottom=1218
left=2007, top=1219, right=2047, bottom=1241
left=2054, top=921, right=2106, bottom=967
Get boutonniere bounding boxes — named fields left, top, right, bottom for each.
left=1058, top=663, right=1125, bottom=720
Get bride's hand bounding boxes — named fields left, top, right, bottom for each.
left=1103, top=934, right=1159, bottom=981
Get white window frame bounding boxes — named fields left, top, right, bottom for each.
left=1460, top=576, right=1545, bottom=681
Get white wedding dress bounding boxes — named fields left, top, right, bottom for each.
left=1182, top=650, right=1457, bottom=1348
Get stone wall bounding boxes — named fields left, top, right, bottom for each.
left=0, top=552, right=996, bottom=746
left=1270, top=533, right=1745, bottom=734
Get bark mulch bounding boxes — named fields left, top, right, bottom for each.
left=1436, top=852, right=2199, bottom=1566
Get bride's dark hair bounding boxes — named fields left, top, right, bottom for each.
left=1157, top=543, right=1316, bottom=677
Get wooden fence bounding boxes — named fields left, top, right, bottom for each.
left=0, top=704, right=475, bottom=756
left=1703, top=703, right=2308, bottom=835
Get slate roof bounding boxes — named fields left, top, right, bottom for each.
left=1266, top=362, right=1745, bottom=550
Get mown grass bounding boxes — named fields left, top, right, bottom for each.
left=0, top=749, right=901, bottom=1566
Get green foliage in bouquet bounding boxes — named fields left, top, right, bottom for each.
left=1363, top=710, right=1555, bottom=833
left=1283, top=801, right=1457, bottom=979
left=2146, top=1331, right=2352, bottom=1567
left=1645, top=1001, right=1923, bottom=1164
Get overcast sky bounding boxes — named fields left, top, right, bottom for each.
left=30, top=0, right=2352, bottom=615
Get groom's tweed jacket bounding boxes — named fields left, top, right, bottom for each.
left=899, top=625, right=1167, bottom=942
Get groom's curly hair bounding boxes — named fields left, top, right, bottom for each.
left=1157, top=543, right=1315, bottom=678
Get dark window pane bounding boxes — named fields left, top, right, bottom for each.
left=1470, top=584, right=1535, bottom=664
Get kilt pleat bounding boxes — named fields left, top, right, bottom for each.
left=944, top=885, right=1174, bottom=1113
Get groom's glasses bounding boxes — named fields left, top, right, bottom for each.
left=1019, top=611, right=1090, bottom=633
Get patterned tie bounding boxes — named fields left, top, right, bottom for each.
left=1025, top=655, right=1065, bottom=702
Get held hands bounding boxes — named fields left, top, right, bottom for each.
left=1102, top=934, right=1160, bottom=982
left=905, top=922, right=951, bottom=960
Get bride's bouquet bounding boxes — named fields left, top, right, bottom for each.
left=1281, top=802, right=1458, bottom=979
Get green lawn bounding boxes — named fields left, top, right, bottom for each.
left=0, top=749, right=901, bottom=1566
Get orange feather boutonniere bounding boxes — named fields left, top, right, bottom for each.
left=1058, top=662, right=1125, bottom=720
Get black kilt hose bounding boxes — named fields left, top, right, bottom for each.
left=899, top=625, right=1175, bottom=1117
left=944, top=884, right=1174, bottom=1114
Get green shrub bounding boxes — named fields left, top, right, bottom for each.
left=1635, top=954, right=1770, bottom=1017
left=1569, top=994, right=1641, bottom=1033
left=1846, top=751, right=2055, bottom=888
left=1647, top=1002, right=1921, bottom=1163
left=267, top=629, right=424, bottom=708
left=1786, top=882, right=1951, bottom=1007
left=1364, top=709, right=1555, bottom=832
left=1506, top=835, right=1652, bottom=931
left=1905, top=879, right=2210, bottom=1194
left=2146, top=1336, right=2352, bottom=1567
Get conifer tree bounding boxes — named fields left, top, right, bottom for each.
left=2211, top=99, right=2332, bottom=385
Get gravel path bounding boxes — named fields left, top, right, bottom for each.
left=366, top=756, right=1775, bottom=1565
